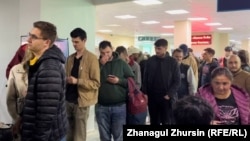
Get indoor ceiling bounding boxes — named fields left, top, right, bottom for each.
left=95, top=0, right=250, bottom=43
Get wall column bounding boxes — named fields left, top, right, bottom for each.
left=174, top=20, right=192, bottom=48
left=241, top=39, right=250, bottom=51
left=212, top=32, right=229, bottom=58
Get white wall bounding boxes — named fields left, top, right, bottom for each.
left=19, top=0, right=41, bottom=36
left=40, top=0, right=96, bottom=55
left=0, top=0, right=20, bottom=123
left=0, top=1, right=98, bottom=132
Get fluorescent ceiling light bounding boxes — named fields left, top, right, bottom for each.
left=188, top=17, right=208, bottom=21
left=161, top=33, right=173, bottom=36
left=205, top=22, right=222, bottom=26
left=98, top=29, right=112, bottom=33
left=106, top=24, right=120, bottom=27
left=162, top=25, right=174, bottom=28
left=165, top=9, right=189, bottom=15
left=133, top=0, right=162, bottom=6
left=217, top=27, right=233, bottom=30
left=142, top=20, right=159, bottom=24
left=115, top=15, right=136, bottom=19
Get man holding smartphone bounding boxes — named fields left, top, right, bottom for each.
left=96, top=40, right=134, bottom=141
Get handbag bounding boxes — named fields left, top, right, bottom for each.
left=127, top=77, right=148, bottom=115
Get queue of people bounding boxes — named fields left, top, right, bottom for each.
left=2, top=20, right=250, bottom=141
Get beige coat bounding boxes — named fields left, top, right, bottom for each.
left=232, top=69, right=250, bottom=95
left=182, top=55, right=199, bottom=87
left=65, top=49, right=100, bottom=107
left=6, top=63, right=28, bottom=122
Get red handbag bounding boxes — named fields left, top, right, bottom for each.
left=127, top=77, right=148, bottom=114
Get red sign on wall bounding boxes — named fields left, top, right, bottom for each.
left=191, top=35, right=212, bottom=45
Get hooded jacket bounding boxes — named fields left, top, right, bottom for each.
left=21, top=45, right=68, bottom=141
left=196, top=84, right=250, bottom=125
left=98, top=52, right=134, bottom=106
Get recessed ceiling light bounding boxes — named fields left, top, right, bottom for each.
left=133, top=0, right=162, bottom=6
left=161, top=33, right=173, bottom=36
left=165, top=9, right=189, bottom=15
left=205, top=22, right=222, bottom=26
left=142, top=21, right=160, bottom=24
left=162, top=25, right=174, bottom=28
left=188, top=17, right=208, bottom=21
left=115, top=15, right=136, bottom=19
left=106, top=24, right=121, bottom=27
left=98, top=29, right=112, bottom=33
left=217, top=27, right=233, bottom=30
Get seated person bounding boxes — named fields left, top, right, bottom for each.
left=173, top=95, right=214, bottom=125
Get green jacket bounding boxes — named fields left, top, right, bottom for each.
left=98, top=52, right=134, bottom=105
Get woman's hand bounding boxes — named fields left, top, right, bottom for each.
left=211, top=120, right=222, bottom=125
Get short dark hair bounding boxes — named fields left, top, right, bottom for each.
left=115, top=46, right=127, bottom=55
left=204, top=48, right=215, bottom=56
left=188, top=48, right=193, bottom=52
left=99, top=40, right=112, bottom=50
left=173, top=95, right=214, bottom=125
left=70, top=28, right=87, bottom=40
left=172, top=48, right=183, bottom=55
left=211, top=67, right=233, bottom=82
left=224, top=46, right=232, bottom=52
left=238, top=49, right=249, bottom=65
left=34, top=21, right=57, bottom=46
left=154, top=39, right=168, bottom=47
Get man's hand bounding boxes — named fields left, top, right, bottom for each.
left=67, top=76, right=78, bottom=84
left=100, top=55, right=109, bottom=65
left=12, top=117, right=22, bottom=137
left=107, top=75, right=119, bottom=84
left=164, top=95, right=170, bottom=100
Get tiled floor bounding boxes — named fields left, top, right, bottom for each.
left=87, top=121, right=100, bottom=141
left=87, top=129, right=100, bottom=141
left=87, top=115, right=150, bottom=141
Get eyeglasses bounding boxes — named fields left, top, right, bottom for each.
left=28, top=33, right=44, bottom=40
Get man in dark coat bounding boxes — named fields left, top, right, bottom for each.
left=142, top=39, right=180, bottom=125
left=20, top=21, right=68, bottom=141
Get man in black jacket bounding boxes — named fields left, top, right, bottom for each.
left=142, top=39, right=180, bottom=125
left=20, top=21, right=68, bottom=141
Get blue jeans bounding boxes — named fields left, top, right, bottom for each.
left=95, top=103, right=126, bottom=141
left=127, top=111, right=147, bottom=125
left=60, top=136, right=66, bottom=141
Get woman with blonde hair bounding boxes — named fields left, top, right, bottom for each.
left=6, top=48, right=34, bottom=140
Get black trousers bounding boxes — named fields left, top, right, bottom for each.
left=0, top=128, right=13, bottom=141
left=148, top=96, right=174, bottom=125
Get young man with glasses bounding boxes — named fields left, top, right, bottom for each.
left=20, top=21, right=68, bottom=141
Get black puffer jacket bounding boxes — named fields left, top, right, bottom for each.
left=21, top=45, right=68, bottom=141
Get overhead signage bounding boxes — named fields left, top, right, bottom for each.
left=191, top=35, right=212, bottom=45
left=217, top=0, right=250, bottom=12
left=138, top=36, right=160, bottom=41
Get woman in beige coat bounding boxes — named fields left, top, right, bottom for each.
left=6, top=48, right=33, bottom=140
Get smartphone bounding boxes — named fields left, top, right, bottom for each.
left=108, top=75, right=115, bottom=78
